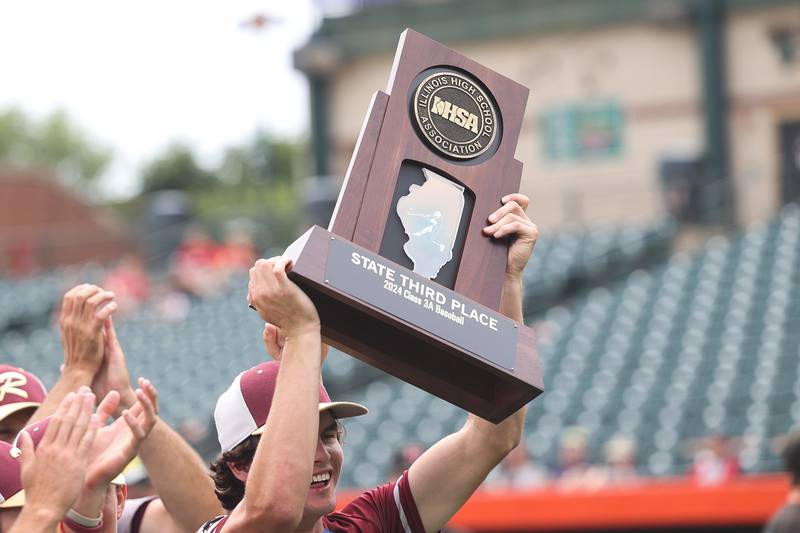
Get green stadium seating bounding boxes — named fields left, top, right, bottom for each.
left=0, top=209, right=797, bottom=488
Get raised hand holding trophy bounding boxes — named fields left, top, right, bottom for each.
left=283, top=29, right=542, bottom=423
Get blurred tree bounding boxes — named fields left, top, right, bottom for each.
left=219, top=132, right=298, bottom=186
left=0, top=109, right=31, bottom=159
left=141, top=144, right=217, bottom=193
left=206, top=133, right=304, bottom=249
left=0, top=108, right=112, bottom=185
left=136, top=134, right=306, bottom=250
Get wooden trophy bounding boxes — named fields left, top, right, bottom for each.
left=284, top=29, right=542, bottom=422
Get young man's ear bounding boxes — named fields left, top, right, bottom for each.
left=115, top=484, right=128, bottom=520
left=227, top=461, right=250, bottom=483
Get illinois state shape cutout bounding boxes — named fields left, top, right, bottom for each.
left=396, top=168, right=465, bottom=279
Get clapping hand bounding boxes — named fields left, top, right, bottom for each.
left=85, top=378, right=158, bottom=491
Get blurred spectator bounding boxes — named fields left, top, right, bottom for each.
left=763, top=428, right=800, bottom=532
left=102, top=254, right=150, bottom=314
left=171, top=226, right=223, bottom=298
left=555, top=426, right=594, bottom=490
left=484, top=444, right=548, bottom=490
left=594, top=435, right=639, bottom=487
left=688, top=435, right=741, bottom=486
left=151, top=283, right=191, bottom=323
left=5, top=238, right=36, bottom=278
left=388, top=443, right=424, bottom=483
left=214, top=225, right=257, bottom=275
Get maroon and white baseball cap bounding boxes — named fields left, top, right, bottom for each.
left=0, top=441, right=23, bottom=508
left=0, top=365, right=47, bottom=423
left=214, top=361, right=368, bottom=453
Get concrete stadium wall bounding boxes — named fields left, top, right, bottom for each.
left=322, top=4, right=800, bottom=229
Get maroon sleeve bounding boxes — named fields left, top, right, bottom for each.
left=324, top=470, right=428, bottom=533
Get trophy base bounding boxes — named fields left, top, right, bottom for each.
left=284, top=226, right=543, bottom=423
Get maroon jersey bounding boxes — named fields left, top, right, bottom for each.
left=200, top=472, right=426, bottom=533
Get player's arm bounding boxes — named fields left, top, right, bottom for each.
left=28, top=284, right=116, bottom=423
left=134, top=418, right=225, bottom=533
left=408, top=193, right=537, bottom=533
left=223, top=257, right=323, bottom=533
left=91, top=320, right=224, bottom=533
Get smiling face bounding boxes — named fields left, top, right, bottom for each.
left=300, top=411, right=344, bottom=526
left=226, top=411, right=346, bottom=528
left=229, top=411, right=345, bottom=528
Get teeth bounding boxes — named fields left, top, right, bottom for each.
left=311, top=473, right=331, bottom=483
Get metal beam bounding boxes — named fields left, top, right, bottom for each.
left=695, top=0, right=734, bottom=226
left=309, top=76, right=329, bottom=177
